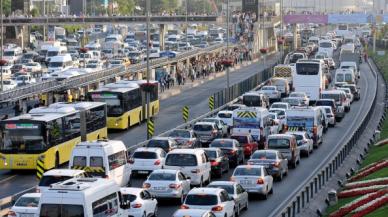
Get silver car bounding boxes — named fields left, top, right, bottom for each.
left=247, top=150, right=288, bottom=181
left=286, top=131, right=314, bottom=157
left=193, top=122, right=222, bottom=145
left=143, top=169, right=191, bottom=203
left=208, top=181, right=249, bottom=216
left=231, top=165, right=274, bottom=199
left=169, top=129, right=199, bottom=148
left=202, top=118, right=228, bottom=137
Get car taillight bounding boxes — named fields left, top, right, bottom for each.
left=180, top=204, right=189, bottom=209
left=7, top=211, right=16, bottom=217
left=143, top=183, right=151, bottom=188
left=229, top=150, right=237, bottom=155
left=273, top=161, right=280, bottom=167
left=154, top=159, right=161, bottom=165
left=169, top=183, right=181, bottom=189
left=210, top=160, right=220, bottom=166
left=128, top=158, right=134, bottom=164
left=257, top=178, right=264, bottom=184
left=284, top=125, right=288, bottom=131
left=212, top=205, right=224, bottom=212
left=187, top=141, right=193, bottom=145
left=191, top=169, right=200, bottom=173
left=132, top=203, right=142, bottom=208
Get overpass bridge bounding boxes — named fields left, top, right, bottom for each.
left=1, top=15, right=219, bottom=26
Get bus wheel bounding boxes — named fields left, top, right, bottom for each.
left=55, top=152, right=60, bottom=168
left=127, top=118, right=131, bottom=129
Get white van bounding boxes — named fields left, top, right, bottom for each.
left=164, top=149, right=211, bottom=186
left=335, top=68, right=356, bottom=84
left=271, top=77, right=290, bottom=97
left=48, top=54, right=74, bottom=74
left=285, top=107, right=325, bottom=147
left=37, top=169, right=89, bottom=192
left=39, top=178, right=130, bottom=217
left=232, top=107, right=271, bottom=149
left=340, top=61, right=359, bottom=79
left=3, top=47, right=23, bottom=63
left=308, top=36, right=320, bottom=45
left=318, top=40, right=334, bottom=57
left=69, top=140, right=132, bottom=187
left=46, top=46, right=67, bottom=62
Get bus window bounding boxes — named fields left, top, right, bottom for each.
left=86, top=105, right=107, bottom=133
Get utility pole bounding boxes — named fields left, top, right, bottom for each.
left=43, top=0, right=46, bottom=41
left=226, top=0, right=230, bottom=93
left=146, top=0, right=151, bottom=139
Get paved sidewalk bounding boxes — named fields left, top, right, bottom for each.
left=158, top=53, right=278, bottom=100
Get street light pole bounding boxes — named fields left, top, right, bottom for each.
left=146, top=0, right=151, bottom=139
left=185, top=0, right=188, bottom=50
left=226, top=0, right=230, bottom=92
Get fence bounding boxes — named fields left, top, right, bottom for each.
left=267, top=58, right=380, bottom=217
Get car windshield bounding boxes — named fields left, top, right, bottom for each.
left=210, top=140, right=233, bottom=148
left=4, top=51, right=15, bottom=56
left=291, top=134, right=304, bottom=140
left=169, top=130, right=190, bottom=138
left=345, top=74, right=353, bottom=82
left=15, top=196, right=40, bottom=207
left=321, top=93, right=340, bottom=101
left=185, top=194, right=218, bottom=206
left=39, top=175, right=73, bottom=187
left=208, top=185, right=234, bottom=194
left=218, top=113, right=232, bottom=118
left=320, top=42, right=332, bottom=48
left=165, top=153, right=197, bottom=166
left=133, top=151, right=157, bottom=159
left=316, top=100, right=333, bottom=106
left=148, top=172, right=176, bottom=181
left=262, top=86, right=275, bottom=91
left=122, top=194, right=137, bottom=202
left=230, top=136, right=248, bottom=144
left=251, top=151, right=276, bottom=159
left=268, top=138, right=290, bottom=149
left=40, top=204, right=84, bottom=217
left=48, top=62, right=64, bottom=68
left=336, top=74, right=344, bottom=82
left=234, top=167, right=261, bottom=176
left=271, top=104, right=286, bottom=109
left=193, top=124, right=212, bottom=131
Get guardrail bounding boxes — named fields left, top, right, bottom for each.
left=0, top=44, right=225, bottom=103
left=268, top=58, right=380, bottom=217
left=0, top=186, right=36, bottom=216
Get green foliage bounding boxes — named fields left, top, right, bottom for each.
left=30, top=7, right=39, bottom=17
left=1, top=0, right=11, bottom=16
left=116, top=0, right=135, bottom=15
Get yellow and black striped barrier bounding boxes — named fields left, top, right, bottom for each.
left=71, top=166, right=105, bottom=173
left=236, top=111, right=257, bottom=118
left=147, top=118, right=154, bottom=139
left=182, top=106, right=189, bottom=122
left=209, top=96, right=214, bottom=110
left=36, top=157, right=45, bottom=180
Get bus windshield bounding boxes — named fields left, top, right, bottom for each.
left=90, top=93, right=123, bottom=116
left=243, top=95, right=261, bottom=107
left=0, top=122, right=47, bottom=153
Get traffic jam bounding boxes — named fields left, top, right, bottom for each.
left=3, top=24, right=365, bottom=217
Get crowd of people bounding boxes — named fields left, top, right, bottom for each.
left=158, top=47, right=253, bottom=93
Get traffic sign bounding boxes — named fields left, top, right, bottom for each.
left=182, top=106, right=189, bottom=122
left=209, top=96, right=214, bottom=110
left=147, top=119, right=154, bottom=139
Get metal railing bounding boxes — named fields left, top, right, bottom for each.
left=268, top=58, right=380, bottom=217
left=0, top=44, right=225, bottom=103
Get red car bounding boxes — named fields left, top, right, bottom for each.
left=231, top=134, right=258, bottom=157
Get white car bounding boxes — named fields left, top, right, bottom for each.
left=8, top=193, right=40, bottom=217
left=338, top=87, right=354, bottom=103
left=320, top=106, right=336, bottom=127
left=173, top=209, right=217, bottom=217
left=2, top=79, right=17, bottom=91
left=181, top=188, right=235, bottom=217
left=270, top=102, right=290, bottom=110
left=207, top=181, right=249, bottom=216
left=120, top=187, right=158, bottom=217
left=24, top=62, right=42, bottom=73
left=289, top=92, right=310, bottom=105
left=15, top=74, right=36, bottom=86
left=269, top=112, right=283, bottom=134
left=143, top=169, right=191, bottom=203
left=231, top=165, right=274, bottom=199
left=129, top=147, right=166, bottom=176
left=216, top=110, right=233, bottom=127
left=286, top=131, right=314, bottom=157
left=258, top=86, right=281, bottom=102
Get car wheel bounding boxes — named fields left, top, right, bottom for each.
left=284, top=168, right=288, bottom=176
left=277, top=172, right=283, bottom=182
left=244, top=200, right=249, bottom=210
left=236, top=205, right=240, bottom=217
left=142, top=212, right=146, bottom=217
left=153, top=206, right=158, bottom=217
left=199, top=177, right=203, bottom=187
left=225, top=162, right=230, bottom=173
left=269, top=186, right=273, bottom=194
left=306, top=149, right=310, bottom=157
left=262, top=192, right=268, bottom=200
left=207, top=174, right=211, bottom=185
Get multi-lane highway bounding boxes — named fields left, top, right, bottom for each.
left=0, top=50, right=379, bottom=217
left=0, top=53, right=280, bottom=198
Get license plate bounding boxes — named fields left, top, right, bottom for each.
left=20, top=214, right=34, bottom=217
left=138, top=171, right=148, bottom=174
left=153, top=187, right=166, bottom=191
left=240, top=180, right=252, bottom=185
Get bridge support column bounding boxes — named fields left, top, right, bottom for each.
left=159, top=24, right=166, bottom=51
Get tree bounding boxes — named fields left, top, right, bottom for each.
left=115, top=0, right=135, bottom=15
left=1, top=0, right=11, bottom=16
left=30, top=7, right=39, bottom=17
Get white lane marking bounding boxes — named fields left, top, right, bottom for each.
left=0, top=175, right=17, bottom=185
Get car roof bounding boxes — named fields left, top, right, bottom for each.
left=195, top=122, right=215, bottom=126
left=120, top=187, right=143, bottom=195
left=19, top=193, right=41, bottom=198
left=188, top=187, right=223, bottom=195
left=43, top=169, right=84, bottom=176
left=151, top=136, right=171, bottom=141
left=268, top=134, right=294, bottom=139
left=235, top=165, right=263, bottom=169
left=151, top=169, right=178, bottom=174
left=208, top=181, right=235, bottom=186
left=168, top=148, right=203, bottom=154
left=286, top=131, right=307, bottom=135
left=173, top=209, right=210, bottom=215
left=134, top=147, right=163, bottom=153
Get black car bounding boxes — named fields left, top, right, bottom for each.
left=203, top=148, right=229, bottom=178
left=145, top=137, right=178, bottom=153
left=209, top=139, right=244, bottom=167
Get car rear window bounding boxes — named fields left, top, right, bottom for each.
left=165, top=153, right=197, bottom=166
left=316, top=100, right=334, bottom=107
left=233, top=167, right=261, bottom=176
left=185, top=194, right=218, bottom=206
left=169, top=130, right=190, bottom=138
left=147, top=140, right=169, bottom=149
left=208, top=185, right=234, bottom=194
left=39, top=175, right=73, bottom=187
left=251, top=151, right=276, bottom=159
left=218, top=113, right=232, bottom=118
left=210, top=140, right=234, bottom=148
left=148, top=173, right=176, bottom=181
left=268, top=138, right=290, bottom=149
left=133, top=151, right=157, bottom=159
left=231, top=136, right=248, bottom=144
left=193, top=124, right=213, bottom=131
left=122, top=194, right=137, bottom=202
